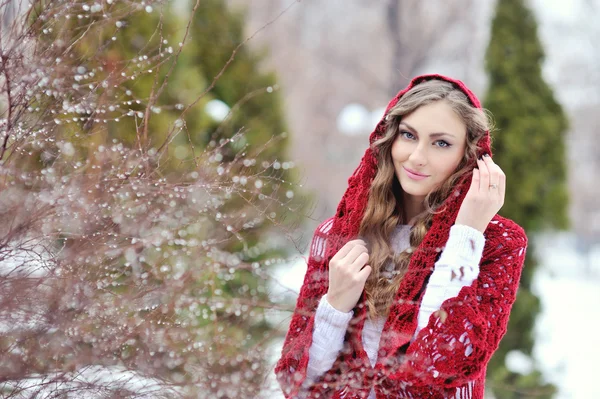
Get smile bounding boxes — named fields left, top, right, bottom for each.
left=403, top=167, right=429, bottom=180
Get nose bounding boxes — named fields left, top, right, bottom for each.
left=408, top=143, right=427, bottom=166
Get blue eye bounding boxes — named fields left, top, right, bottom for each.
left=435, top=140, right=451, bottom=148
left=400, top=131, right=415, bottom=140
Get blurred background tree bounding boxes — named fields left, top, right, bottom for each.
left=484, top=0, right=569, bottom=397
left=0, top=0, right=304, bottom=397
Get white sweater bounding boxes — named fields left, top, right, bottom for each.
left=305, top=224, right=485, bottom=398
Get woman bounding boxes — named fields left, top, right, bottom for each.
left=275, top=74, right=527, bottom=399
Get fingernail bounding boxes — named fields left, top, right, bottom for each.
left=483, top=154, right=490, bottom=158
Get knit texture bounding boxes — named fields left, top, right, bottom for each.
left=274, top=75, right=527, bottom=399
left=306, top=225, right=485, bottom=399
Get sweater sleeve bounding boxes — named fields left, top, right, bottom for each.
left=274, top=218, right=336, bottom=398
left=415, top=224, right=485, bottom=335
left=305, top=295, right=353, bottom=385
left=388, top=221, right=527, bottom=389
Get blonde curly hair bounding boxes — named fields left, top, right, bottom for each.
left=360, top=79, right=492, bottom=320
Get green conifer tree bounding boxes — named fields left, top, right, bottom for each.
left=2, top=0, right=302, bottom=396
left=484, top=0, right=569, bottom=397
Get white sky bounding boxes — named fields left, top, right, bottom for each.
left=531, top=0, right=583, bottom=21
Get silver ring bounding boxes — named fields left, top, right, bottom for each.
left=489, top=184, right=498, bottom=189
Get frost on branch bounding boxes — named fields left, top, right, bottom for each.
left=0, top=0, right=304, bottom=397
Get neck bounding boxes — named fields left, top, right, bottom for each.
left=402, top=193, right=425, bottom=225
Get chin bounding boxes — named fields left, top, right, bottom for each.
left=398, top=179, right=430, bottom=198
left=405, top=188, right=429, bottom=198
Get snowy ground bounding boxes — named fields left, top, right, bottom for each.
left=532, top=233, right=600, bottom=399
left=265, top=232, right=600, bottom=398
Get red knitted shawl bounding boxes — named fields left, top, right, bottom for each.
left=275, top=75, right=527, bottom=399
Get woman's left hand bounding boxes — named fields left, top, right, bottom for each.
left=455, top=154, right=506, bottom=233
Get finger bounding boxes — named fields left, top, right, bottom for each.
left=335, top=239, right=365, bottom=260
left=349, top=251, right=369, bottom=272
left=483, top=156, right=506, bottom=196
left=469, top=167, right=480, bottom=193
left=483, top=155, right=501, bottom=187
left=356, top=265, right=372, bottom=283
left=342, top=244, right=368, bottom=266
left=477, top=158, right=490, bottom=192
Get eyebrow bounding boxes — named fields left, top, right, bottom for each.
left=399, top=122, right=457, bottom=139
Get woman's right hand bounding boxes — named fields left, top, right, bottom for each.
left=326, top=239, right=372, bottom=313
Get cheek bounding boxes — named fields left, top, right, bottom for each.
left=437, top=151, right=464, bottom=179
left=390, top=141, right=407, bottom=162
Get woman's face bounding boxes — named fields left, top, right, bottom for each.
left=391, top=100, right=467, bottom=204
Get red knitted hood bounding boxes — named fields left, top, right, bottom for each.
left=324, top=74, right=493, bottom=365
left=329, top=74, right=491, bottom=247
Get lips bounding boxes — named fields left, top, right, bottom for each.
left=403, top=166, right=429, bottom=180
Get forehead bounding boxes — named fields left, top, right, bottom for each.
left=400, top=101, right=467, bottom=138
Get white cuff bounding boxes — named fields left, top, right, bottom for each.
left=415, top=225, right=485, bottom=335
left=314, top=294, right=353, bottom=341
left=306, top=295, right=353, bottom=384
left=436, top=224, right=485, bottom=269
